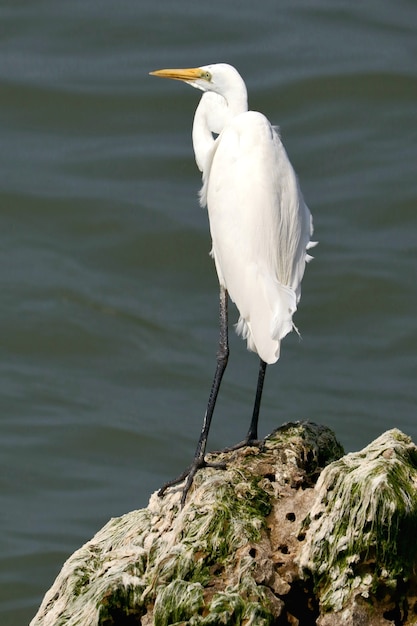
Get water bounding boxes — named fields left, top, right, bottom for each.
left=1, top=0, right=416, bottom=622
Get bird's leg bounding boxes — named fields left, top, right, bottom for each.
left=223, top=358, right=267, bottom=451
left=244, top=358, right=267, bottom=443
left=158, top=286, right=229, bottom=506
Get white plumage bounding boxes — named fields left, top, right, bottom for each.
left=188, top=64, right=315, bottom=364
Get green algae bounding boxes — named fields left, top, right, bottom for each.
left=299, top=429, right=417, bottom=612
left=137, top=471, right=277, bottom=625
left=154, top=580, right=205, bottom=626
left=98, top=583, right=147, bottom=625
left=152, top=577, right=279, bottom=626
left=181, top=476, right=272, bottom=553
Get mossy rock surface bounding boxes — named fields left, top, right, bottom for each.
left=30, top=423, right=417, bottom=626
left=298, top=428, right=417, bottom=623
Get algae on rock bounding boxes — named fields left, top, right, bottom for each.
left=298, top=428, right=417, bottom=621
left=29, top=422, right=417, bottom=626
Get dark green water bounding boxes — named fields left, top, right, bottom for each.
left=0, top=1, right=416, bottom=622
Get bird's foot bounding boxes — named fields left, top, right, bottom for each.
left=221, top=435, right=265, bottom=453
left=158, top=457, right=226, bottom=508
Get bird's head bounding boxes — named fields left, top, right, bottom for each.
left=149, top=66, right=213, bottom=92
left=149, top=63, right=246, bottom=100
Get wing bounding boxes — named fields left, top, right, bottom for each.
left=200, top=111, right=314, bottom=364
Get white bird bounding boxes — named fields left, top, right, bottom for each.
left=150, top=63, right=316, bottom=505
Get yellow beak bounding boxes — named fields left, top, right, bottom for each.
left=149, top=67, right=203, bottom=82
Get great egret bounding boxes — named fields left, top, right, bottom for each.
left=150, top=63, right=316, bottom=506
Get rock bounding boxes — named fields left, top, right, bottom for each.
left=29, top=422, right=417, bottom=626
left=298, top=428, right=417, bottom=626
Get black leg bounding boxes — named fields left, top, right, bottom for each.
left=158, top=286, right=229, bottom=506
left=222, top=357, right=267, bottom=452
left=244, top=358, right=267, bottom=443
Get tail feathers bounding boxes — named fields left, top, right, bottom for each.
left=306, top=240, right=318, bottom=264
left=234, top=274, right=298, bottom=365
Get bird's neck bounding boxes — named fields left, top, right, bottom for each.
left=192, top=87, right=248, bottom=173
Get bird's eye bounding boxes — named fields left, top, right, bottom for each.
left=202, top=70, right=212, bottom=82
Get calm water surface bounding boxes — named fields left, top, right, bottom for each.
left=0, top=1, right=416, bottom=622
